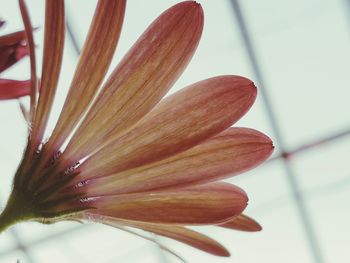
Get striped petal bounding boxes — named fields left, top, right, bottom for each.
left=62, top=1, right=203, bottom=162
left=30, top=0, right=65, bottom=148
left=19, top=0, right=38, bottom=121
left=88, top=183, right=248, bottom=225
left=217, top=214, right=262, bottom=232
left=0, top=79, right=31, bottom=100
left=44, top=0, right=126, bottom=159
left=218, top=214, right=262, bottom=232
left=80, top=127, right=273, bottom=195
left=72, top=76, right=256, bottom=180
left=103, top=219, right=230, bottom=257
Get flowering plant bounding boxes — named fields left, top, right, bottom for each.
left=0, top=0, right=273, bottom=258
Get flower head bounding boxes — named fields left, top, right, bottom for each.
left=0, top=0, right=273, bottom=258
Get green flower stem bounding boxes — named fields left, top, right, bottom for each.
left=0, top=190, right=34, bottom=233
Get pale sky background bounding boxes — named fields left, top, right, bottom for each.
left=0, top=0, right=350, bottom=262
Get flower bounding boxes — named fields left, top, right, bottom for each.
left=0, top=0, right=274, bottom=258
left=0, top=19, right=32, bottom=100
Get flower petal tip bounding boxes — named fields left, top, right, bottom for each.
left=261, top=133, right=274, bottom=156
left=221, top=251, right=231, bottom=257
left=218, top=214, right=263, bottom=232
left=233, top=187, right=249, bottom=214
left=242, top=127, right=274, bottom=155
left=193, top=2, right=202, bottom=10
left=222, top=75, right=258, bottom=114
left=256, top=129, right=274, bottom=148
left=183, top=1, right=201, bottom=7
left=245, top=79, right=257, bottom=101
left=246, top=221, right=262, bottom=232
left=236, top=76, right=257, bottom=102
left=177, top=1, right=203, bottom=19
left=214, top=247, right=230, bottom=257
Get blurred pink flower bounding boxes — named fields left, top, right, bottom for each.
left=0, top=19, right=31, bottom=100
left=0, top=0, right=273, bottom=257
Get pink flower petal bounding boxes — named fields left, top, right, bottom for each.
left=218, top=214, right=262, bottom=232
left=0, top=30, right=28, bottom=73
left=61, top=1, right=203, bottom=163
left=14, top=45, right=28, bottom=61
left=0, top=30, right=26, bottom=46
left=44, top=0, right=126, bottom=159
left=103, top=219, right=230, bottom=257
left=80, top=127, right=273, bottom=195
left=30, top=0, right=65, bottom=148
left=0, top=79, right=31, bottom=100
left=19, top=0, right=38, bottom=121
left=74, top=76, right=256, bottom=180
left=87, top=182, right=248, bottom=225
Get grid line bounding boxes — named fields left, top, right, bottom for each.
left=229, top=1, right=325, bottom=263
